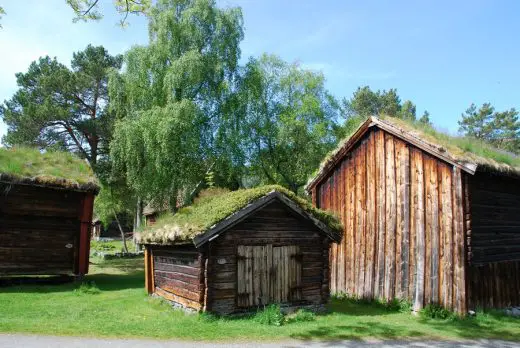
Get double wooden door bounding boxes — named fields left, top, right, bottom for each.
left=237, top=244, right=302, bottom=307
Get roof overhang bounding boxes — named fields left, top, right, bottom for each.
left=192, top=191, right=342, bottom=248
left=305, top=116, right=478, bottom=193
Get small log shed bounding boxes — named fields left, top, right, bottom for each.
left=139, top=186, right=342, bottom=315
left=306, top=116, right=520, bottom=315
left=0, top=148, right=99, bottom=277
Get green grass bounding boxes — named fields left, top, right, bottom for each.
left=138, top=185, right=343, bottom=245
left=0, top=258, right=519, bottom=341
left=0, top=147, right=98, bottom=188
left=90, top=240, right=128, bottom=254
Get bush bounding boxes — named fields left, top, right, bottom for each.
left=254, top=304, right=285, bottom=326
left=286, top=309, right=316, bottom=323
left=74, top=281, right=100, bottom=295
left=382, top=298, right=412, bottom=313
left=421, top=304, right=454, bottom=320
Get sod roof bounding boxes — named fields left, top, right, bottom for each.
left=306, top=116, right=520, bottom=191
left=136, top=185, right=343, bottom=246
left=0, top=147, right=99, bottom=193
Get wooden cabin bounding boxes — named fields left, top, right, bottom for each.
left=139, top=186, right=342, bottom=315
left=306, top=116, right=520, bottom=315
left=0, top=148, right=99, bottom=277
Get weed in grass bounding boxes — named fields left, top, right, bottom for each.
left=74, top=281, right=101, bottom=295
left=286, top=309, right=316, bottom=324
left=254, top=304, right=285, bottom=326
left=420, top=304, right=455, bottom=320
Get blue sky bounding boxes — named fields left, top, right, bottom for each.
left=1, top=0, right=519, bottom=140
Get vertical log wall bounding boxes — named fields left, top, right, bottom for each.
left=467, top=172, right=520, bottom=308
left=314, top=128, right=467, bottom=314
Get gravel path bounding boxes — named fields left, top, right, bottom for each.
left=0, top=334, right=519, bottom=348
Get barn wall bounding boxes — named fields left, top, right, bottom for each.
left=206, top=200, right=330, bottom=315
left=150, top=245, right=204, bottom=311
left=0, top=183, right=87, bottom=275
left=467, top=172, right=520, bottom=308
left=314, top=128, right=467, bottom=314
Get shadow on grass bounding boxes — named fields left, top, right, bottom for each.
left=0, top=258, right=145, bottom=294
left=325, top=297, right=406, bottom=316
left=0, top=272, right=144, bottom=294
left=290, top=321, right=424, bottom=341
left=417, top=314, right=520, bottom=340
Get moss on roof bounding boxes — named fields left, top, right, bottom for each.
left=0, top=147, right=99, bottom=192
left=307, top=115, right=520, bottom=190
left=136, top=185, right=343, bottom=245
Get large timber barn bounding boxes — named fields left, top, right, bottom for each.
left=138, top=186, right=342, bottom=315
left=0, top=148, right=99, bottom=277
left=306, top=116, right=520, bottom=315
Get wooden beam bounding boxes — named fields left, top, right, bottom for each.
left=78, top=192, right=94, bottom=276
left=412, top=149, right=425, bottom=312
left=144, top=246, right=154, bottom=294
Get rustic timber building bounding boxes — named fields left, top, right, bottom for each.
left=139, top=186, right=342, bottom=315
left=0, top=148, right=99, bottom=276
left=306, top=116, right=520, bottom=315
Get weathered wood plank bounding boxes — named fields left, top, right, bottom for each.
left=439, top=162, right=453, bottom=310
left=424, top=156, right=432, bottom=305
left=346, top=156, right=356, bottom=295
left=453, top=167, right=466, bottom=314
left=397, top=141, right=410, bottom=299
left=412, top=148, right=425, bottom=312
left=384, top=134, right=397, bottom=300
left=374, top=130, right=386, bottom=299
left=365, top=132, right=376, bottom=298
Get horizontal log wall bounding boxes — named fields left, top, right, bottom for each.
left=0, top=184, right=85, bottom=275
left=151, top=245, right=203, bottom=311
left=207, top=200, right=330, bottom=315
left=467, top=172, right=520, bottom=308
left=315, top=128, right=467, bottom=314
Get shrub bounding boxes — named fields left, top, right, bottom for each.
left=254, top=304, right=285, bottom=326
left=286, top=309, right=316, bottom=323
left=74, top=281, right=100, bottom=295
left=421, top=304, right=454, bottom=320
left=383, top=298, right=412, bottom=313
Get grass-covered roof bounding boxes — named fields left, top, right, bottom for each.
left=136, top=185, right=343, bottom=246
left=0, top=147, right=99, bottom=193
left=307, top=115, right=520, bottom=191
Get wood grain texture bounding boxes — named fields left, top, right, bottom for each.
left=384, top=134, right=397, bottom=300
left=309, top=127, right=519, bottom=314
left=0, top=183, right=92, bottom=276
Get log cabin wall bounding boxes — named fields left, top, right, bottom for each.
left=149, top=245, right=204, bottom=311
left=313, top=128, right=467, bottom=314
left=467, top=172, right=520, bottom=308
left=0, top=183, right=90, bottom=276
left=206, top=200, right=330, bottom=315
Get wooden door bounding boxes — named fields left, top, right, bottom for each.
left=237, top=245, right=301, bottom=307
left=271, top=245, right=302, bottom=303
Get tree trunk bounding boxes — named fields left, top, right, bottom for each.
left=113, top=209, right=129, bottom=253
left=134, top=197, right=143, bottom=251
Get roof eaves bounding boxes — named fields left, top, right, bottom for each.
left=306, top=116, right=480, bottom=193
left=192, top=190, right=342, bottom=248
left=192, top=191, right=278, bottom=247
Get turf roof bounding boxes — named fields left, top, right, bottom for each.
left=136, top=185, right=343, bottom=246
left=306, top=115, right=520, bottom=191
left=0, top=147, right=99, bottom=193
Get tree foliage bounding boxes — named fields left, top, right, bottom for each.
left=343, top=86, right=417, bottom=121
left=238, top=54, right=342, bottom=193
left=0, top=6, right=5, bottom=28
left=66, top=0, right=151, bottom=26
left=109, top=0, right=244, bottom=204
left=459, top=103, right=520, bottom=154
left=0, top=45, right=122, bottom=171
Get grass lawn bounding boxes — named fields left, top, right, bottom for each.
left=90, top=240, right=130, bottom=254
left=0, top=258, right=518, bottom=342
